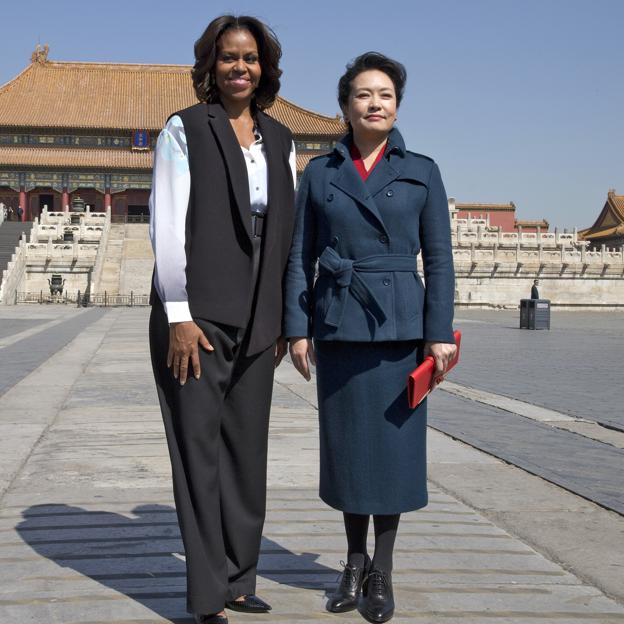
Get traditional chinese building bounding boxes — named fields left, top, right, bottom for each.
left=579, top=190, right=624, bottom=249
left=0, top=45, right=345, bottom=222
left=454, top=201, right=549, bottom=233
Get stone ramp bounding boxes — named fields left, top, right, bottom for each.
left=119, top=224, right=153, bottom=295
left=95, top=223, right=125, bottom=295
left=95, top=223, right=153, bottom=296
left=0, top=308, right=623, bottom=623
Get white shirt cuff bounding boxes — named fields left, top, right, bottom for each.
left=164, top=301, right=193, bottom=324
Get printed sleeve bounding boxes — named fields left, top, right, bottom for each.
left=148, top=115, right=193, bottom=323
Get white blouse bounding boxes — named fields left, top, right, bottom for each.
left=149, top=114, right=297, bottom=323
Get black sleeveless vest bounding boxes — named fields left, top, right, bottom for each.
left=150, top=101, right=296, bottom=355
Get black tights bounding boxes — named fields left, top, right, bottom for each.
left=343, top=512, right=400, bottom=573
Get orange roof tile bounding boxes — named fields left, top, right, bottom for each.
left=515, top=219, right=549, bottom=227
left=0, top=144, right=316, bottom=174
left=296, top=151, right=327, bottom=172
left=0, top=54, right=346, bottom=136
left=0, top=146, right=152, bottom=169
left=579, top=190, right=624, bottom=240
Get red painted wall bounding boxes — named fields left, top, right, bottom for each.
left=456, top=209, right=516, bottom=232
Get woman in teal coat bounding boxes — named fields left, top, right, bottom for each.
left=283, top=52, right=457, bottom=623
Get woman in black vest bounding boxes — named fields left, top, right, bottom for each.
left=149, top=15, right=296, bottom=624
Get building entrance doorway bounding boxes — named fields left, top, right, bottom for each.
left=128, top=205, right=149, bottom=216
left=39, top=194, right=54, bottom=214
left=127, top=205, right=149, bottom=222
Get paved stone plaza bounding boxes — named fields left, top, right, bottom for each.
left=0, top=306, right=623, bottom=623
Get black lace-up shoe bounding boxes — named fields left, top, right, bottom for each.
left=326, top=556, right=371, bottom=613
left=358, top=568, right=395, bottom=623
left=225, top=594, right=271, bottom=613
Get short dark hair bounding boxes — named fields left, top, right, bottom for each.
left=192, top=15, right=282, bottom=110
left=337, top=52, right=407, bottom=113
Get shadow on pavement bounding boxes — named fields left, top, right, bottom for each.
left=16, top=503, right=339, bottom=621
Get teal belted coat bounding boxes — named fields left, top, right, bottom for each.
left=283, top=128, right=455, bottom=343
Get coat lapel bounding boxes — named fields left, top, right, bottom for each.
left=255, top=111, right=282, bottom=257
left=365, top=156, right=400, bottom=199
left=330, top=142, right=388, bottom=235
left=206, top=103, right=253, bottom=244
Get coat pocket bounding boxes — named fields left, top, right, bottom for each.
left=395, top=272, right=425, bottom=321
left=313, top=274, right=334, bottom=322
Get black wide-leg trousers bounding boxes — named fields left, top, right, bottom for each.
left=149, top=302, right=275, bottom=614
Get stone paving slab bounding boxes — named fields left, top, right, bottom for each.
left=428, top=391, right=624, bottom=514
left=451, top=311, right=624, bottom=430
left=0, top=308, right=623, bottom=624
left=0, top=317, right=47, bottom=341
left=0, top=306, right=106, bottom=396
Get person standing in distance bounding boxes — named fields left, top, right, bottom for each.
left=531, top=279, right=540, bottom=299
left=284, top=52, right=456, bottom=622
left=149, top=15, right=296, bottom=624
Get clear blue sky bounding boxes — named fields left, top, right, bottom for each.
left=1, top=0, right=622, bottom=230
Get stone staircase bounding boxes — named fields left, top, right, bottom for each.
left=0, top=222, right=30, bottom=290
left=95, top=223, right=125, bottom=295
left=95, top=223, right=153, bottom=296
left=119, top=224, right=153, bottom=295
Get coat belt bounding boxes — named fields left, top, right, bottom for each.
left=318, top=247, right=417, bottom=329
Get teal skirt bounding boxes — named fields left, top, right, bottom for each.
left=315, top=340, right=428, bottom=515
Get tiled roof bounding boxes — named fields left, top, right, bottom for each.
left=0, top=146, right=152, bottom=169
left=578, top=224, right=624, bottom=241
left=296, top=151, right=327, bottom=172
left=0, top=54, right=345, bottom=136
left=0, top=145, right=316, bottom=174
left=515, top=219, right=549, bottom=228
left=579, top=191, right=624, bottom=241
left=456, top=202, right=515, bottom=212
left=608, top=191, right=624, bottom=218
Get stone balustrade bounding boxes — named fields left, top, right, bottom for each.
left=449, top=212, right=624, bottom=307
left=1, top=207, right=112, bottom=304
left=452, top=223, right=581, bottom=248
left=0, top=233, right=27, bottom=304
left=40, top=208, right=107, bottom=227
left=453, top=243, right=624, bottom=271
left=25, top=241, right=99, bottom=262
left=30, top=221, right=105, bottom=243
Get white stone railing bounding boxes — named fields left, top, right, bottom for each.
left=0, top=232, right=29, bottom=304
left=453, top=242, right=624, bottom=270
left=23, top=241, right=99, bottom=262
left=40, top=207, right=108, bottom=227
left=1, top=208, right=112, bottom=304
left=30, top=221, right=105, bottom=243
left=452, top=224, right=580, bottom=248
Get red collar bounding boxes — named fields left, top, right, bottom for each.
left=350, top=142, right=387, bottom=180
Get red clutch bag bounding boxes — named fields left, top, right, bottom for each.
left=407, top=330, right=462, bottom=408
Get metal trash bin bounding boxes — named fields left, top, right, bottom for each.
left=520, top=298, right=550, bottom=330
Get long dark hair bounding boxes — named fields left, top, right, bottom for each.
left=192, top=15, right=282, bottom=109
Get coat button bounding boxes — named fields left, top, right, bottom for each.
left=386, top=189, right=394, bottom=197
left=327, top=193, right=334, bottom=202
left=383, top=278, right=391, bottom=286
left=379, top=234, right=388, bottom=244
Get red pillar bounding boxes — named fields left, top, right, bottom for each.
left=104, top=189, right=111, bottom=212
left=19, top=187, right=27, bottom=221
left=62, top=188, right=69, bottom=212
